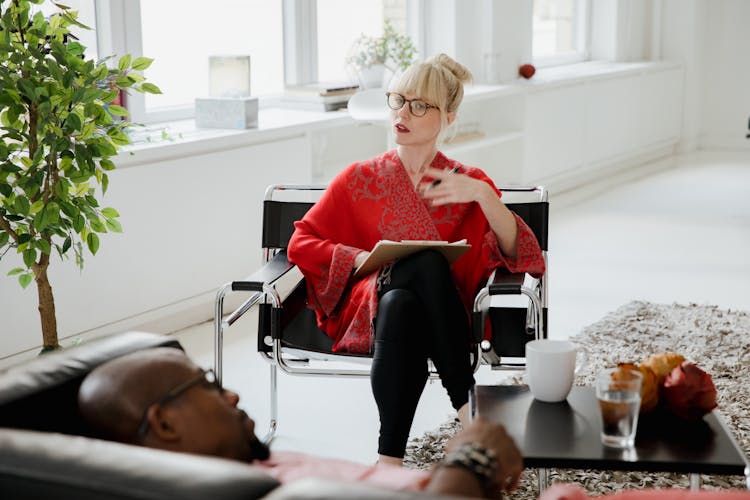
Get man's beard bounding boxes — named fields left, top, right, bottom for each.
left=239, top=410, right=271, bottom=462
left=249, top=436, right=271, bottom=462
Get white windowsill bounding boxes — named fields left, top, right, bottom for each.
left=116, top=60, right=682, bottom=169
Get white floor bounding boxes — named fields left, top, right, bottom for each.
left=172, top=150, right=750, bottom=465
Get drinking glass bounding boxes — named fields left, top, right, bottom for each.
left=596, top=367, right=642, bottom=448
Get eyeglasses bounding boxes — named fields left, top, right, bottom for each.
left=136, top=368, right=219, bottom=438
left=386, top=92, right=439, bottom=117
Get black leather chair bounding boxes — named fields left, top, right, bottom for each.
left=214, top=184, right=548, bottom=441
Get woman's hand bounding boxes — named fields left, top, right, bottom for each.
left=420, top=166, right=519, bottom=258
left=419, top=167, right=494, bottom=207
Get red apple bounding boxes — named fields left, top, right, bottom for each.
left=662, top=362, right=718, bottom=420
left=519, top=64, right=536, bottom=79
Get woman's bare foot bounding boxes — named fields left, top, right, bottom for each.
left=457, top=402, right=471, bottom=428
left=377, top=454, right=403, bottom=467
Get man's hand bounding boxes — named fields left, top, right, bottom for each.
left=446, top=416, right=523, bottom=493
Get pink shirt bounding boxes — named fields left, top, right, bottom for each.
left=255, top=451, right=431, bottom=491
left=540, top=484, right=750, bottom=500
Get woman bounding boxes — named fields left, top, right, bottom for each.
left=287, top=54, right=545, bottom=465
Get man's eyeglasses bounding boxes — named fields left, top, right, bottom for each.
left=386, top=92, right=439, bottom=117
left=136, top=368, right=219, bottom=438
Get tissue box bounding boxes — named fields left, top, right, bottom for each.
left=195, top=96, right=259, bottom=129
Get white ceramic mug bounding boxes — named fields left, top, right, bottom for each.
left=525, top=339, right=587, bottom=403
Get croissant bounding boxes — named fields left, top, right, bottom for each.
left=616, top=362, right=659, bottom=413
left=641, top=352, right=686, bottom=385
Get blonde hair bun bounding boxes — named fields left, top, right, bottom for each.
left=426, top=53, right=473, bottom=85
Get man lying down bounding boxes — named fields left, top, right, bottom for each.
left=78, top=347, right=750, bottom=500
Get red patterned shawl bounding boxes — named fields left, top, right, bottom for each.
left=287, top=150, right=545, bottom=353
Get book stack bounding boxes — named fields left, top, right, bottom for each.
left=279, top=82, right=359, bottom=112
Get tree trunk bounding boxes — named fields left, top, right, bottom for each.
left=33, top=255, right=58, bottom=350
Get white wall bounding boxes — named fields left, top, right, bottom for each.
left=699, top=0, right=750, bottom=150
left=659, top=0, right=750, bottom=152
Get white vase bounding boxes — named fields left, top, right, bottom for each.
left=357, top=65, right=387, bottom=89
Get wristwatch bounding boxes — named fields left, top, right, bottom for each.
left=442, top=442, right=498, bottom=494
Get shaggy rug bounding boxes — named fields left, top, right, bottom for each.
left=404, top=301, right=750, bottom=497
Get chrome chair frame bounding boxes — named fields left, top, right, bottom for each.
left=473, top=186, right=548, bottom=369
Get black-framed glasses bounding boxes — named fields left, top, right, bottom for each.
left=136, top=368, right=219, bottom=438
left=386, top=92, right=439, bottom=117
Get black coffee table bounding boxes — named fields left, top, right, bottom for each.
left=472, top=385, right=749, bottom=491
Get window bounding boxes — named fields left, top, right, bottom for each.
left=114, top=0, right=408, bottom=124
left=316, top=0, right=407, bottom=84
left=129, top=0, right=284, bottom=122
left=532, top=0, right=590, bottom=66
left=37, top=0, right=98, bottom=60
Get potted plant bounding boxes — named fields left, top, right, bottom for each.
left=346, top=19, right=417, bottom=89
left=0, top=0, right=161, bottom=351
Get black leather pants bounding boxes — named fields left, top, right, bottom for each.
left=370, top=250, right=474, bottom=458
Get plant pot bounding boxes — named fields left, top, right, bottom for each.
left=357, top=64, right=387, bottom=90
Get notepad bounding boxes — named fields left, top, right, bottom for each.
left=353, top=239, right=471, bottom=278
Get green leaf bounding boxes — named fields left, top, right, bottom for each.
left=60, top=201, right=76, bottom=217
left=101, top=207, right=120, bottom=218
left=82, top=88, right=101, bottom=104
left=72, top=213, right=85, bottom=232
left=100, top=159, right=116, bottom=171
left=65, top=112, right=82, bottom=131
left=7, top=267, right=25, bottom=276
left=66, top=42, right=85, bottom=57
left=36, top=238, right=51, bottom=255
left=94, top=139, right=118, bottom=157
left=118, top=54, right=132, bottom=72
left=102, top=173, right=109, bottom=194
left=109, top=130, right=130, bottom=146
left=105, top=218, right=122, bottom=233
left=87, top=232, right=99, bottom=255
left=60, top=156, right=73, bottom=171
left=46, top=202, right=60, bottom=225
left=0, top=232, right=9, bottom=246
left=55, top=179, right=70, bottom=198
left=19, top=273, right=34, bottom=289
left=23, top=248, right=37, bottom=267
left=33, top=208, right=48, bottom=232
left=140, top=83, right=162, bottom=94
left=47, top=59, right=63, bottom=80
left=14, top=196, right=30, bottom=215
left=18, top=80, right=37, bottom=101
left=30, top=200, right=44, bottom=214
left=90, top=218, right=107, bottom=233
left=107, top=104, right=128, bottom=117
left=80, top=121, right=95, bottom=138
left=74, top=182, right=90, bottom=196
left=130, top=57, right=154, bottom=71
left=114, top=76, right=133, bottom=88
left=62, top=236, right=71, bottom=253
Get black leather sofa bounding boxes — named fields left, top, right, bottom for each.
left=0, top=331, right=450, bottom=500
